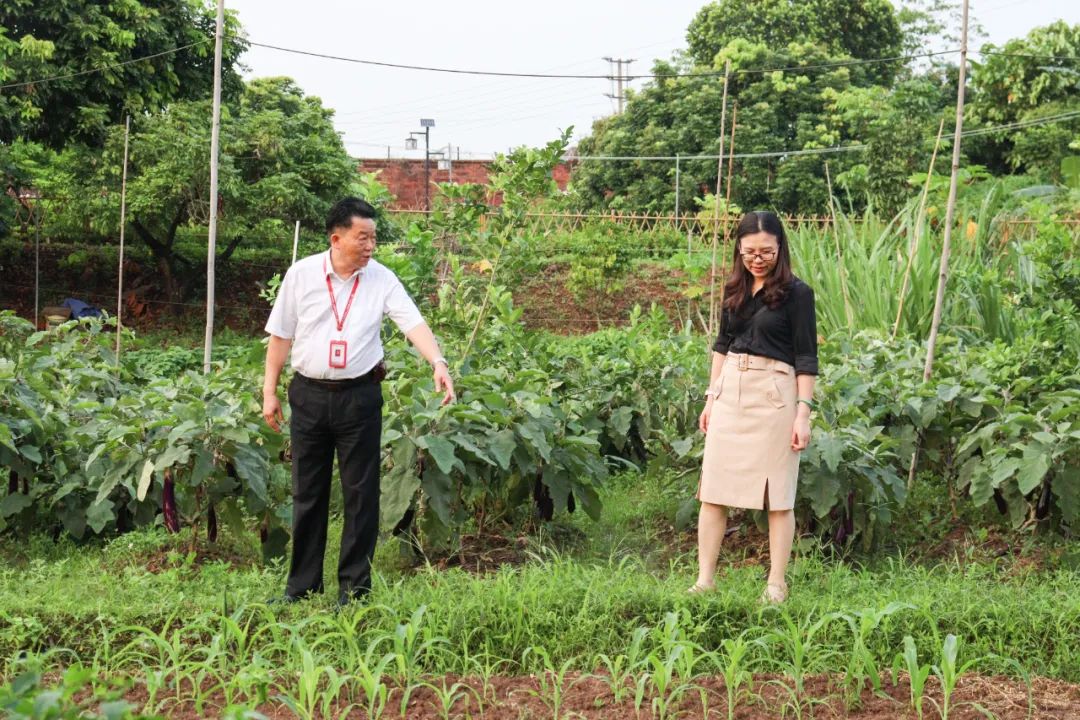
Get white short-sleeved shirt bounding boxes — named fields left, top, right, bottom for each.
left=265, top=250, right=425, bottom=379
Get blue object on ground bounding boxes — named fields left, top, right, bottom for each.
left=62, top=298, right=103, bottom=319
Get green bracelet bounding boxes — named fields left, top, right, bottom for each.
left=797, top=398, right=816, bottom=410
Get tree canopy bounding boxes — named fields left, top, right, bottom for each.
left=0, top=0, right=246, bottom=148
left=966, top=21, right=1080, bottom=181
left=686, top=0, right=904, bottom=85
left=19, top=77, right=357, bottom=300
left=570, top=1, right=1078, bottom=216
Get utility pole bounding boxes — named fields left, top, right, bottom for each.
left=603, top=57, right=635, bottom=113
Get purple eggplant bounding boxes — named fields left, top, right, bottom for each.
left=162, top=471, right=180, bottom=533
left=993, top=488, right=1009, bottom=516
left=207, top=502, right=218, bottom=542
left=7, top=471, right=17, bottom=496
left=845, top=491, right=855, bottom=538
left=1036, top=476, right=1053, bottom=521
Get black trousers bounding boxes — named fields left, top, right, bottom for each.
left=286, top=375, right=382, bottom=600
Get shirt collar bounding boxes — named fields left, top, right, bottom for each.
left=324, top=249, right=365, bottom=281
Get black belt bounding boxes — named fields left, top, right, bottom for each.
left=296, top=362, right=385, bottom=390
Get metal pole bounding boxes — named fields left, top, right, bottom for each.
left=203, top=0, right=225, bottom=374
left=675, top=152, right=683, bottom=251
left=423, top=126, right=431, bottom=212
left=291, top=220, right=301, bottom=266
left=116, top=115, right=131, bottom=367
left=923, top=0, right=969, bottom=381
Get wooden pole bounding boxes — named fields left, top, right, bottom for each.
left=115, top=115, right=131, bottom=368
left=824, top=162, right=853, bottom=329
left=923, top=0, right=969, bottom=382
left=892, top=118, right=946, bottom=340
left=718, top=102, right=738, bottom=288
left=909, top=0, right=969, bottom=492
left=202, top=0, right=225, bottom=374
left=708, top=60, right=732, bottom=338
left=291, top=220, right=301, bottom=266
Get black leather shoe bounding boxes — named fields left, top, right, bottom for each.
left=337, top=590, right=369, bottom=607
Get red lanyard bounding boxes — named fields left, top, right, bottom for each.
left=323, top=256, right=360, bottom=332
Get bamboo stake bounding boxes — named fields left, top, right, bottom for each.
left=923, top=0, right=969, bottom=382
left=892, top=118, right=946, bottom=340
left=290, top=220, right=301, bottom=266
left=909, top=0, right=970, bottom=493
left=115, top=115, right=131, bottom=370
left=824, top=162, right=853, bottom=330
left=708, top=60, right=732, bottom=338
left=718, top=102, right=738, bottom=290
left=202, top=0, right=225, bottom=374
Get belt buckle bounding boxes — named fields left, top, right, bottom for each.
left=737, top=354, right=749, bottom=372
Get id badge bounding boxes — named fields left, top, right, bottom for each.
left=329, top=340, right=348, bottom=369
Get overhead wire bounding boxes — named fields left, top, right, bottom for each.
left=248, top=41, right=963, bottom=80
left=330, top=36, right=687, bottom=118
left=0, top=40, right=212, bottom=91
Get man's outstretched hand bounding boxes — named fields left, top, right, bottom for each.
left=434, top=364, right=456, bottom=406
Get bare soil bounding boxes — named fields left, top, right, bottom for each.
left=514, top=263, right=693, bottom=335
left=72, top=671, right=1080, bottom=719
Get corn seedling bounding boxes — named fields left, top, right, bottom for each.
left=514, top=646, right=584, bottom=720
left=421, top=677, right=484, bottom=720
left=891, top=635, right=933, bottom=719
left=595, top=625, right=649, bottom=703
left=928, top=633, right=988, bottom=720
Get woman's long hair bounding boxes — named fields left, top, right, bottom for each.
left=722, top=211, right=795, bottom=312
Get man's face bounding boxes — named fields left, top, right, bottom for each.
left=330, top=216, right=377, bottom=271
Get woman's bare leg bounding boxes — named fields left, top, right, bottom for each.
left=767, top=509, right=795, bottom=587
left=695, top=501, right=728, bottom=588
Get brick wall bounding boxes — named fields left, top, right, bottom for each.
left=356, top=158, right=575, bottom=210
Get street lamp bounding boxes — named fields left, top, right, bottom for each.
left=405, top=118, right=435, bottom=211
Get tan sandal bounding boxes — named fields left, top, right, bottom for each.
left=761, top=581, right=788, bottom=604
left=687, top=582, right=714, bottom=595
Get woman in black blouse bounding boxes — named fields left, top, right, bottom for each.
left=691, top=211, right=818, bottom=603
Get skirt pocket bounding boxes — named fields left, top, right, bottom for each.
left=766, top=376, right=787, bottom=408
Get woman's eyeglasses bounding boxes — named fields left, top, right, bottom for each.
left=740, top=249, right=777, bottom=261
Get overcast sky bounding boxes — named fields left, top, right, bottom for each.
left=226, top=0, right=1079, bottom=160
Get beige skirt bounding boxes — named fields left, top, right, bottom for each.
left=697, top=353, right=800, bottom=510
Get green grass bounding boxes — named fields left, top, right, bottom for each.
left=2, top=467, right=1078, bottom=685
left=2, top=468, right=1077, bottom=719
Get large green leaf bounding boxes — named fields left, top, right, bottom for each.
left=516, top=421, right=552, bottom=462
left=382, top=441, right=420, bottom=529
left=1016, top=448, right=1051, bottom=494
left=154, top=444, right=191, bottom=472
left=85, top=500, right=115, bottom=534
left=486, top=429, right=517, bottom=471
left=231, top=443, right=269, bottom=503
left=136, top=459, right=154, bottom=501
left=815, top=433, right=846, bottom=474
left=0, top=492, right=32, bottom=518
left=416, top=435, right=459, bottom=475
left=803, top=470, right=842, bottom=518
left=420, top=467, right=453, bottom=526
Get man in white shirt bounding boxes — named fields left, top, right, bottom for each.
left=262, top=197, right=454, bottom=605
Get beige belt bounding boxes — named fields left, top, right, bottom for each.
left=725, top=352, right=794, bottom=374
